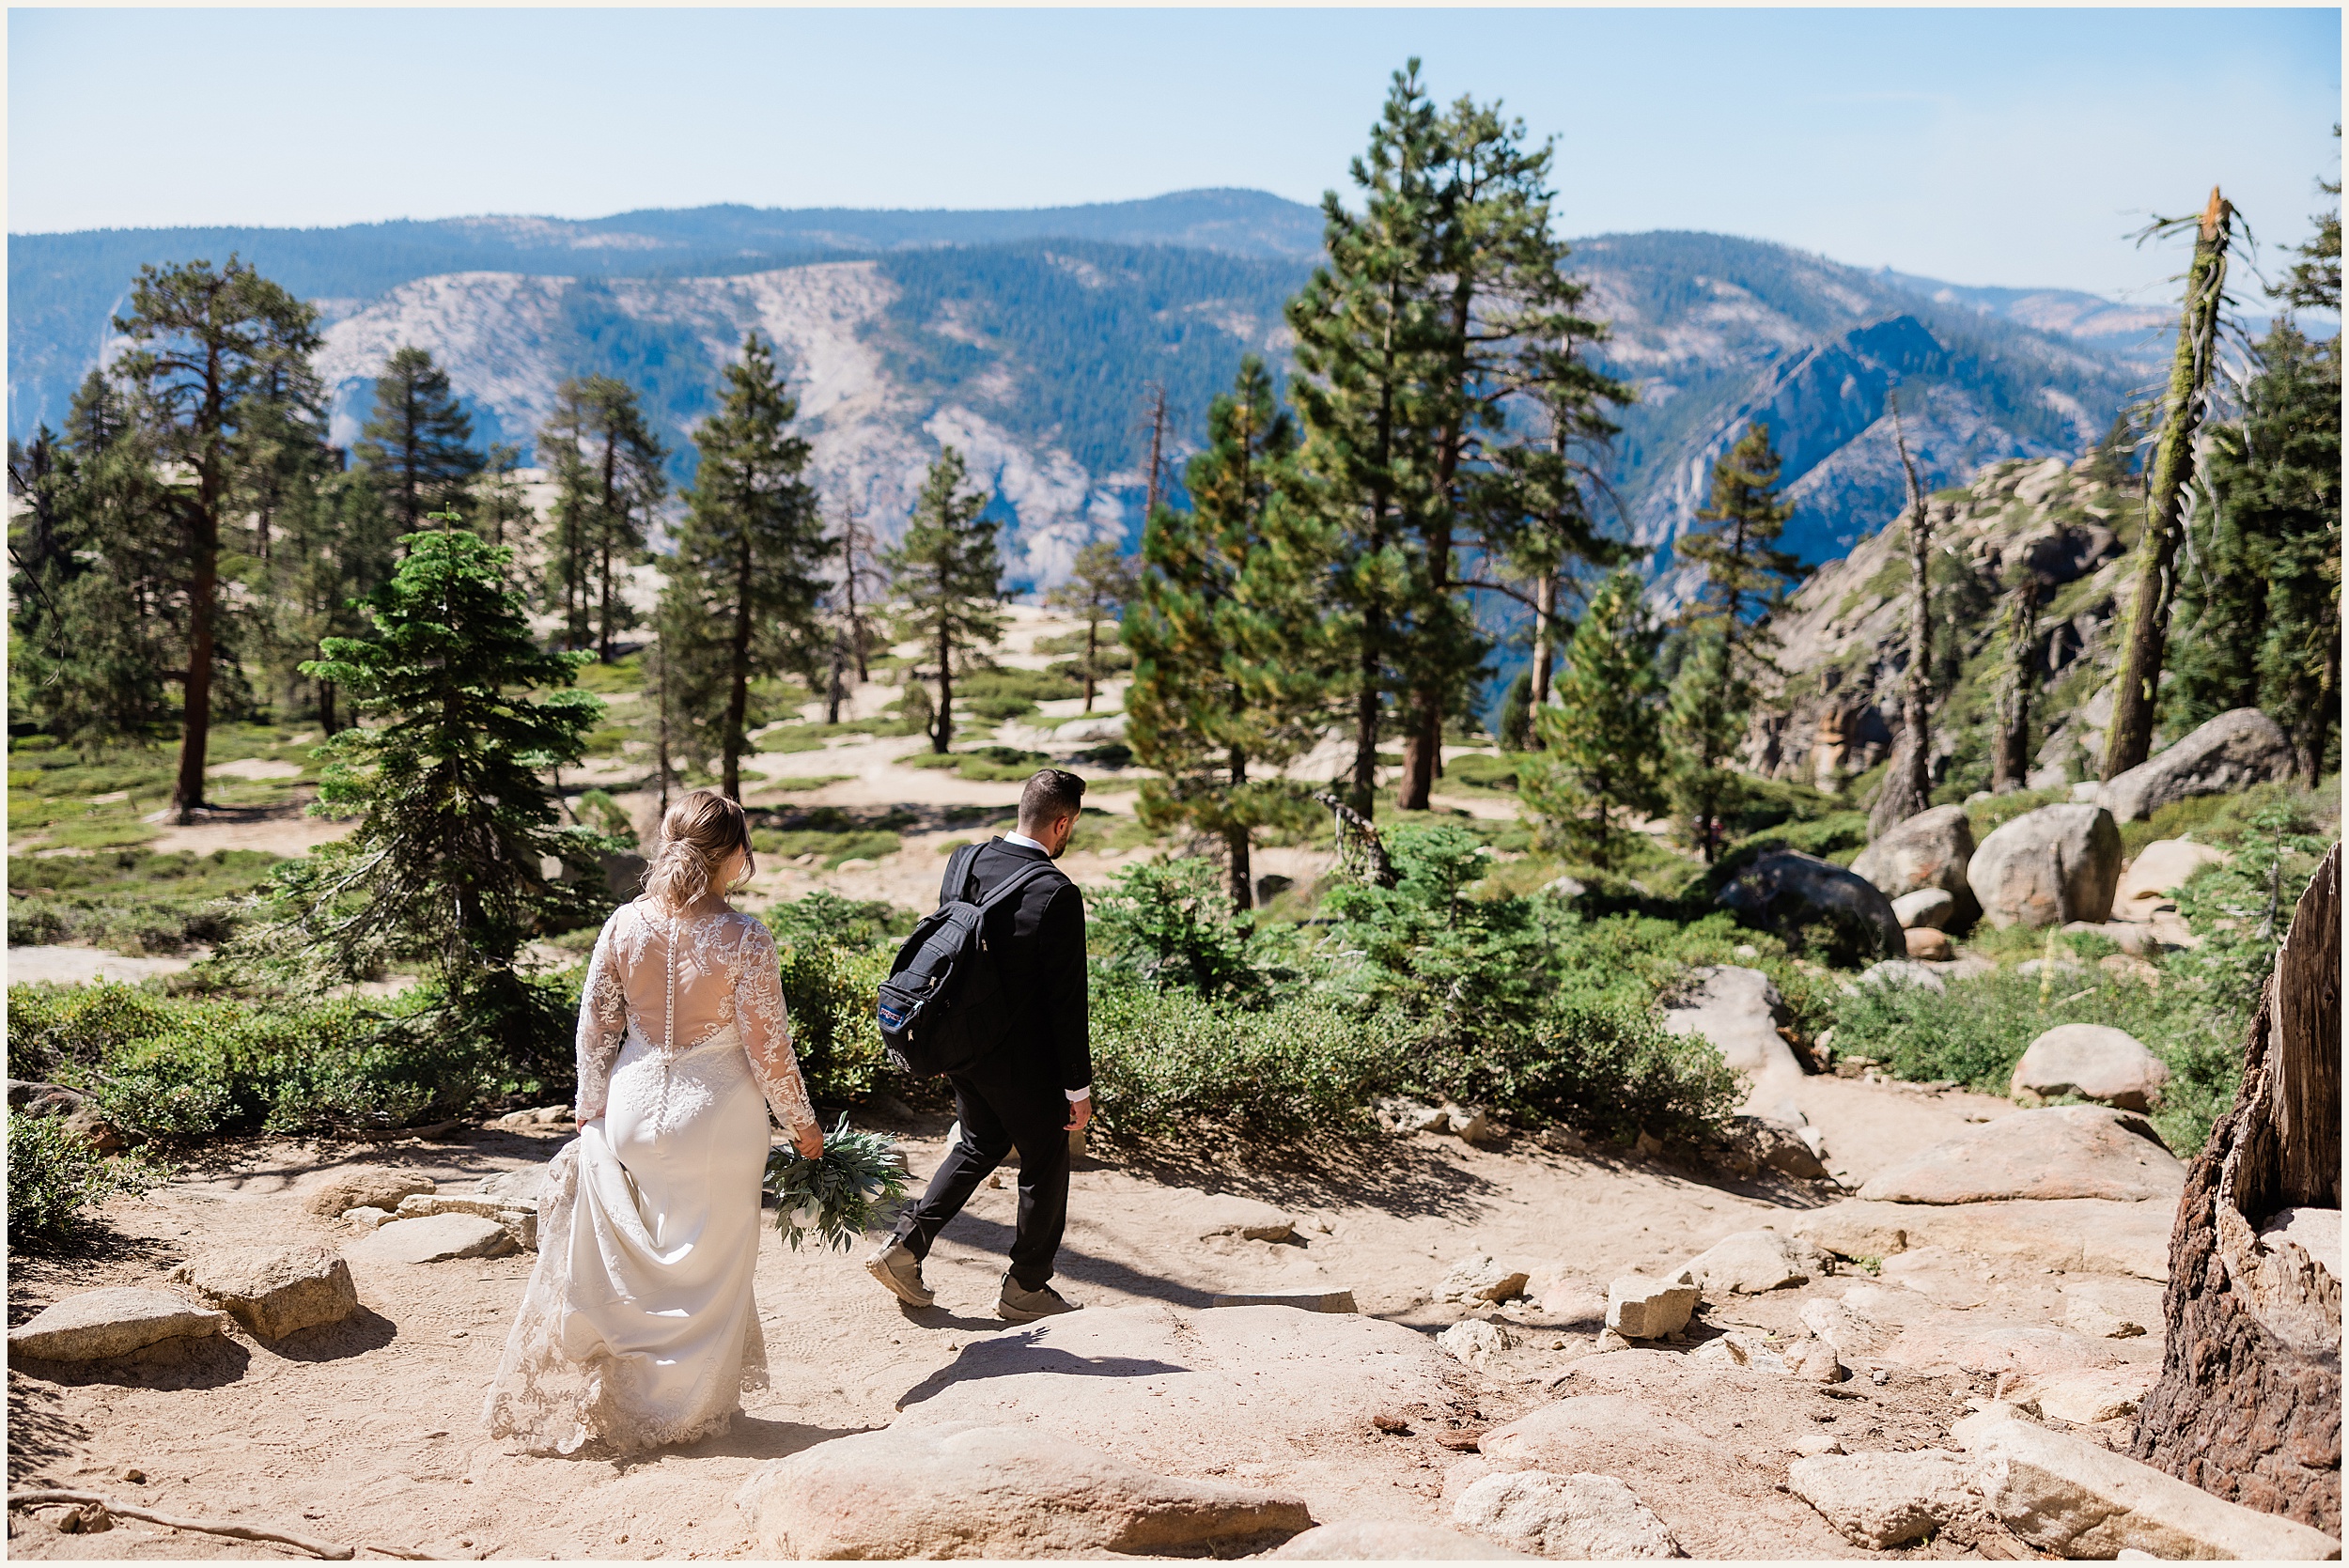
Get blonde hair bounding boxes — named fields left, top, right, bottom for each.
left=644, top=789, right=754, bottom=909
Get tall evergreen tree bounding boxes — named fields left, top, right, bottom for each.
left=538, top=377, right=665, bottom=660
left=1666, top=422, right=1805, bottom=859
left=111, top=257, right=323, bottom=822
left=663, top=332, right=826, bottom=800
left=1046, top=539, right=1140, bottom=713
left=884, top=448, right=1004, bottom=753
left=1125, top=357, right=1335, bottom=910
left=1286, top=64, right=1448, bottom=815
left=1520, top=569, right=1661, bottom=862
left=355, top=347, right=483, bottom=536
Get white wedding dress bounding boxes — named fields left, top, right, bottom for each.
left=484, top=899, right=818, bottom=1455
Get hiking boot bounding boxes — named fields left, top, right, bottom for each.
left=996, top=1279, right=1081, bottom=1324
left=864, top=1239, right=935, bottom=1308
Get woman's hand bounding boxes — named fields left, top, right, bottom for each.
left=794, top=1123, right=825, bottom=1160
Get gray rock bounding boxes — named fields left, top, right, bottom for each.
left=393, top=1193, right=538, bottom=1250
left=1452, top=1470, right=1681, bottom=1559
left=1606, top=1275, right=1700, bottom=1339
left=2113, top=838, right=2231, bottom=916
left=1194, top=1195, right=1297, bottom=1243
left=734, top=1421, right=1310, bottom=1557
left=1660, top=966, right=1798, bottom=1079
left=595, top=850, right=647, bottom=899
left=1968, top=804, right=2123, bottom=929
left=348, top=1212, right=518, bottom=1265
left=343, top=1206, right=391, bottom=1232
left=2096, top=707, right=2294, bottom=823
left=7, top=1287, right=226, bottom=1361
left=1857, top=1106, right=2184, bottom=1204
left=1438, top=1254, right=1530, bottom=1304
left=1952, top=1407, right=2339, bottom=1559
left=1788, top=1450, right=1977, bottom=1549
left=1890, top=887, right=1956, bottom=929
left=167, top=1245, right=359, bottom=1341
left=1723, top=1115, right=1830, bottom=1181
left=1272, top=1522, right=1533, bottom=1560
left=1677, top=1229, right=1830, bottom=1296
left=475, top=1163, right=550, bottom=1208
left=1718, top=851, right=1906, bottom=958
left=305, top=1165, right=436, bottom=1219
left=1904, top=927, right=1954, bottom=960
left=1438, top=1319, right=1518, bottom=1370
left=1208, top=1291, right=1360, bottom=1313
left=1254, top=874, right=1296, bottom=905
left=1852, top=804, right=1976, bottom=905
left=2010, top=1024, right=2170, bottom=1111
left=1857, top=958, right=1948, bottom=993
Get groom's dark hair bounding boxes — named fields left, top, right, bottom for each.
left=1019, top=768, right=1085, bottom=831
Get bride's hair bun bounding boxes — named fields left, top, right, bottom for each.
left=645, top=789, right=754, bottom=908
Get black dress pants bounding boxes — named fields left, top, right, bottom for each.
left=890, top=1069, right=1069, bottom=1292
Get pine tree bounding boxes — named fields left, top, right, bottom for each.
left=468, top=442, right=537, bottom=590
left=538, top=377, right=665, bottom=660
left=111, top=257, right=324, bottom=821
left=663, top=332, right=826, bottom=800
left=1046, top=539, right=1140, bottom=713
left=1667, top=422, right=1805, bottom=859
left=257, top=454, right=400, bottom=735
left=1520, top=569, right=1661, bottom=862
left=885, top=448, right=1004, bottom=753
left=1126, top=356, right=1335, bottom=909
left=355, top=347, right=483, bottom=536
left=270, top=522, right=617, bottom=1039
left=1286, top=64, right=1448, bottom=815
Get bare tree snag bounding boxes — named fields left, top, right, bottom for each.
left=1870, top=402, right=1934, bottom=838
left=2131, top=842, right=2341, bottom=1532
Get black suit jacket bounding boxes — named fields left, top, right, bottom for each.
left=950, top=838, right=1091, bottom=1113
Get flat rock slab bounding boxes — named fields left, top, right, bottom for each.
left=1856, top=1105, right=2184, bottom=1203
left=1797, top=1196, right=2173, bottom=1281
left=1452, top=1468, right=1680, bottom=1559
left=1210, top=1291, right=1359, bottom=1313
left=734, top=1421, right=1310, bottom=1557
left=1953, top=1408, right=2340, bottom=1559
left=169, top=1244, right=359, bottom=1340
left=8, top=1287, right=227, bottom=1361
left=1194, top=1194, right=1297, bottom=1242
left=1997, top=1364, right=2156, bottom=1424
left=304, top=1165, right=436, bottom=1218
left=1270, top=1521, right=1532, bottom=1560
left=1788, top=1449, right=1977, bottom=1549
left=2096, top=706, right=2293, bottom=823
left=347, top=1212, right=517, bottom=1265
left=1677, top=1228, right=1830, bottom=1296
left=1437, top=1254, right=1530, bottom=1303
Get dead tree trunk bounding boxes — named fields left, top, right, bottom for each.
left=1870, top=409, right=1935, bottom=838
left=2131, top=841, right=2341, bottom=1532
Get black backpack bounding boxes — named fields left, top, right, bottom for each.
left=876, top=842, right=1062, bottom=1077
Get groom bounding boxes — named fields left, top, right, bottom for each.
left=866, top=768, right=1092, bottom=1323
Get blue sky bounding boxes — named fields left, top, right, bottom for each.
left=8, top=8, right=2339, bottom=300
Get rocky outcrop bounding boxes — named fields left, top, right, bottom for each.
left=735, top=1422, right=1312, bottom=1557
left=7, top=1288, right=227, bottom=1361
left=1857, top=1106, right=2183, bottom=1204
left=1797, top=1196, right=2174, bottom=1281
left=1968, top=803, right=2123, bottom=928
left=1717, top=851, right=1906, bottom=958
left=2097, top=707, right=2295, bottom=822
left=1852, top=804, right=1976, bottom=909
left=2113, top=837, right=2230, bottom=917
left=2010, top=1024, right=2170, bottom=1111
left=168, top=1246, right=359, bottom=1341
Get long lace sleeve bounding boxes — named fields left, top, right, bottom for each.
left=574, top=916, right=629, bottom=1122
left=732, top=919, right=818, bottom=1139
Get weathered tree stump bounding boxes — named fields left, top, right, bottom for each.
left=2131, top=842, right=2341, bottom=1532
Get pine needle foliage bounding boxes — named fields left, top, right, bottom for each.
left=1522, top=569, right=1663, bottom=860
left=884, top=447, right=1006, bottom=753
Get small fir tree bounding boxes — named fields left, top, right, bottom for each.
left=1046, top=539, right=1140, bottom=712
left=1125, top=357, right=1335, bottom=910
left=664, top=332, right=826, bottom=800
left=1521, top=569, right=1662, bottom=861
left=270, top=521, right=618, bottom=1019
left=355, top=346, right=484, bottom=536
left=884, top=448, right=1005, bottom=753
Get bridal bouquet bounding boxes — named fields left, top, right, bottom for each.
left=765, top=1115, right=910, bottom=1252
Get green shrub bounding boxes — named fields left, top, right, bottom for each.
left=8, top=1113, right=164, bottom=1249
left=1411, top=1000, right=1743, bottom=1142
left=1092, top=859, right=1265, bottom=1001
left=774, top=939, right=894, bottom=1103
left=1089, top=984, right=1389, bottom=1139
left=966, top=695, right=1038, bottom=722
left=1444, top=753, right=1521, bottom=792
left=751, top=829, right=903, bottom=866
left=7, top=848, right=283, bottom=955
left=959, top=666, right=1082, bottom=704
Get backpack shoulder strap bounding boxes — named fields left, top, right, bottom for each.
left=938, top=842, right=985, bottom=909
left=973, top=858, right=1063, bottom=916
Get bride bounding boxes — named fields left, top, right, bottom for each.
left=485, top=789, right=825, bottom=1455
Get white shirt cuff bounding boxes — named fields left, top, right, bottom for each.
left=1066, top=1086, right=1091, bottom=1101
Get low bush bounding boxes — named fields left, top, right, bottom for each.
left=1089, top=984, right=1390, bottom=1139
left=8, top=848, right=284, bottom=955
left=958, top=666, right=1083, bottom=704
left=896, top=747, right=1051, bottom=783
left=8, top=1114, right=165, bottom=1250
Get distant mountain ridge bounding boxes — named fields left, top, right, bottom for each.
left=9, top=190, right=2166, bottom=595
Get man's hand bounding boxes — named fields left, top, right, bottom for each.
left=1064, top=1094, right=1093, bottom=1134
left=795, top=1123, right=826, bottom=1160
